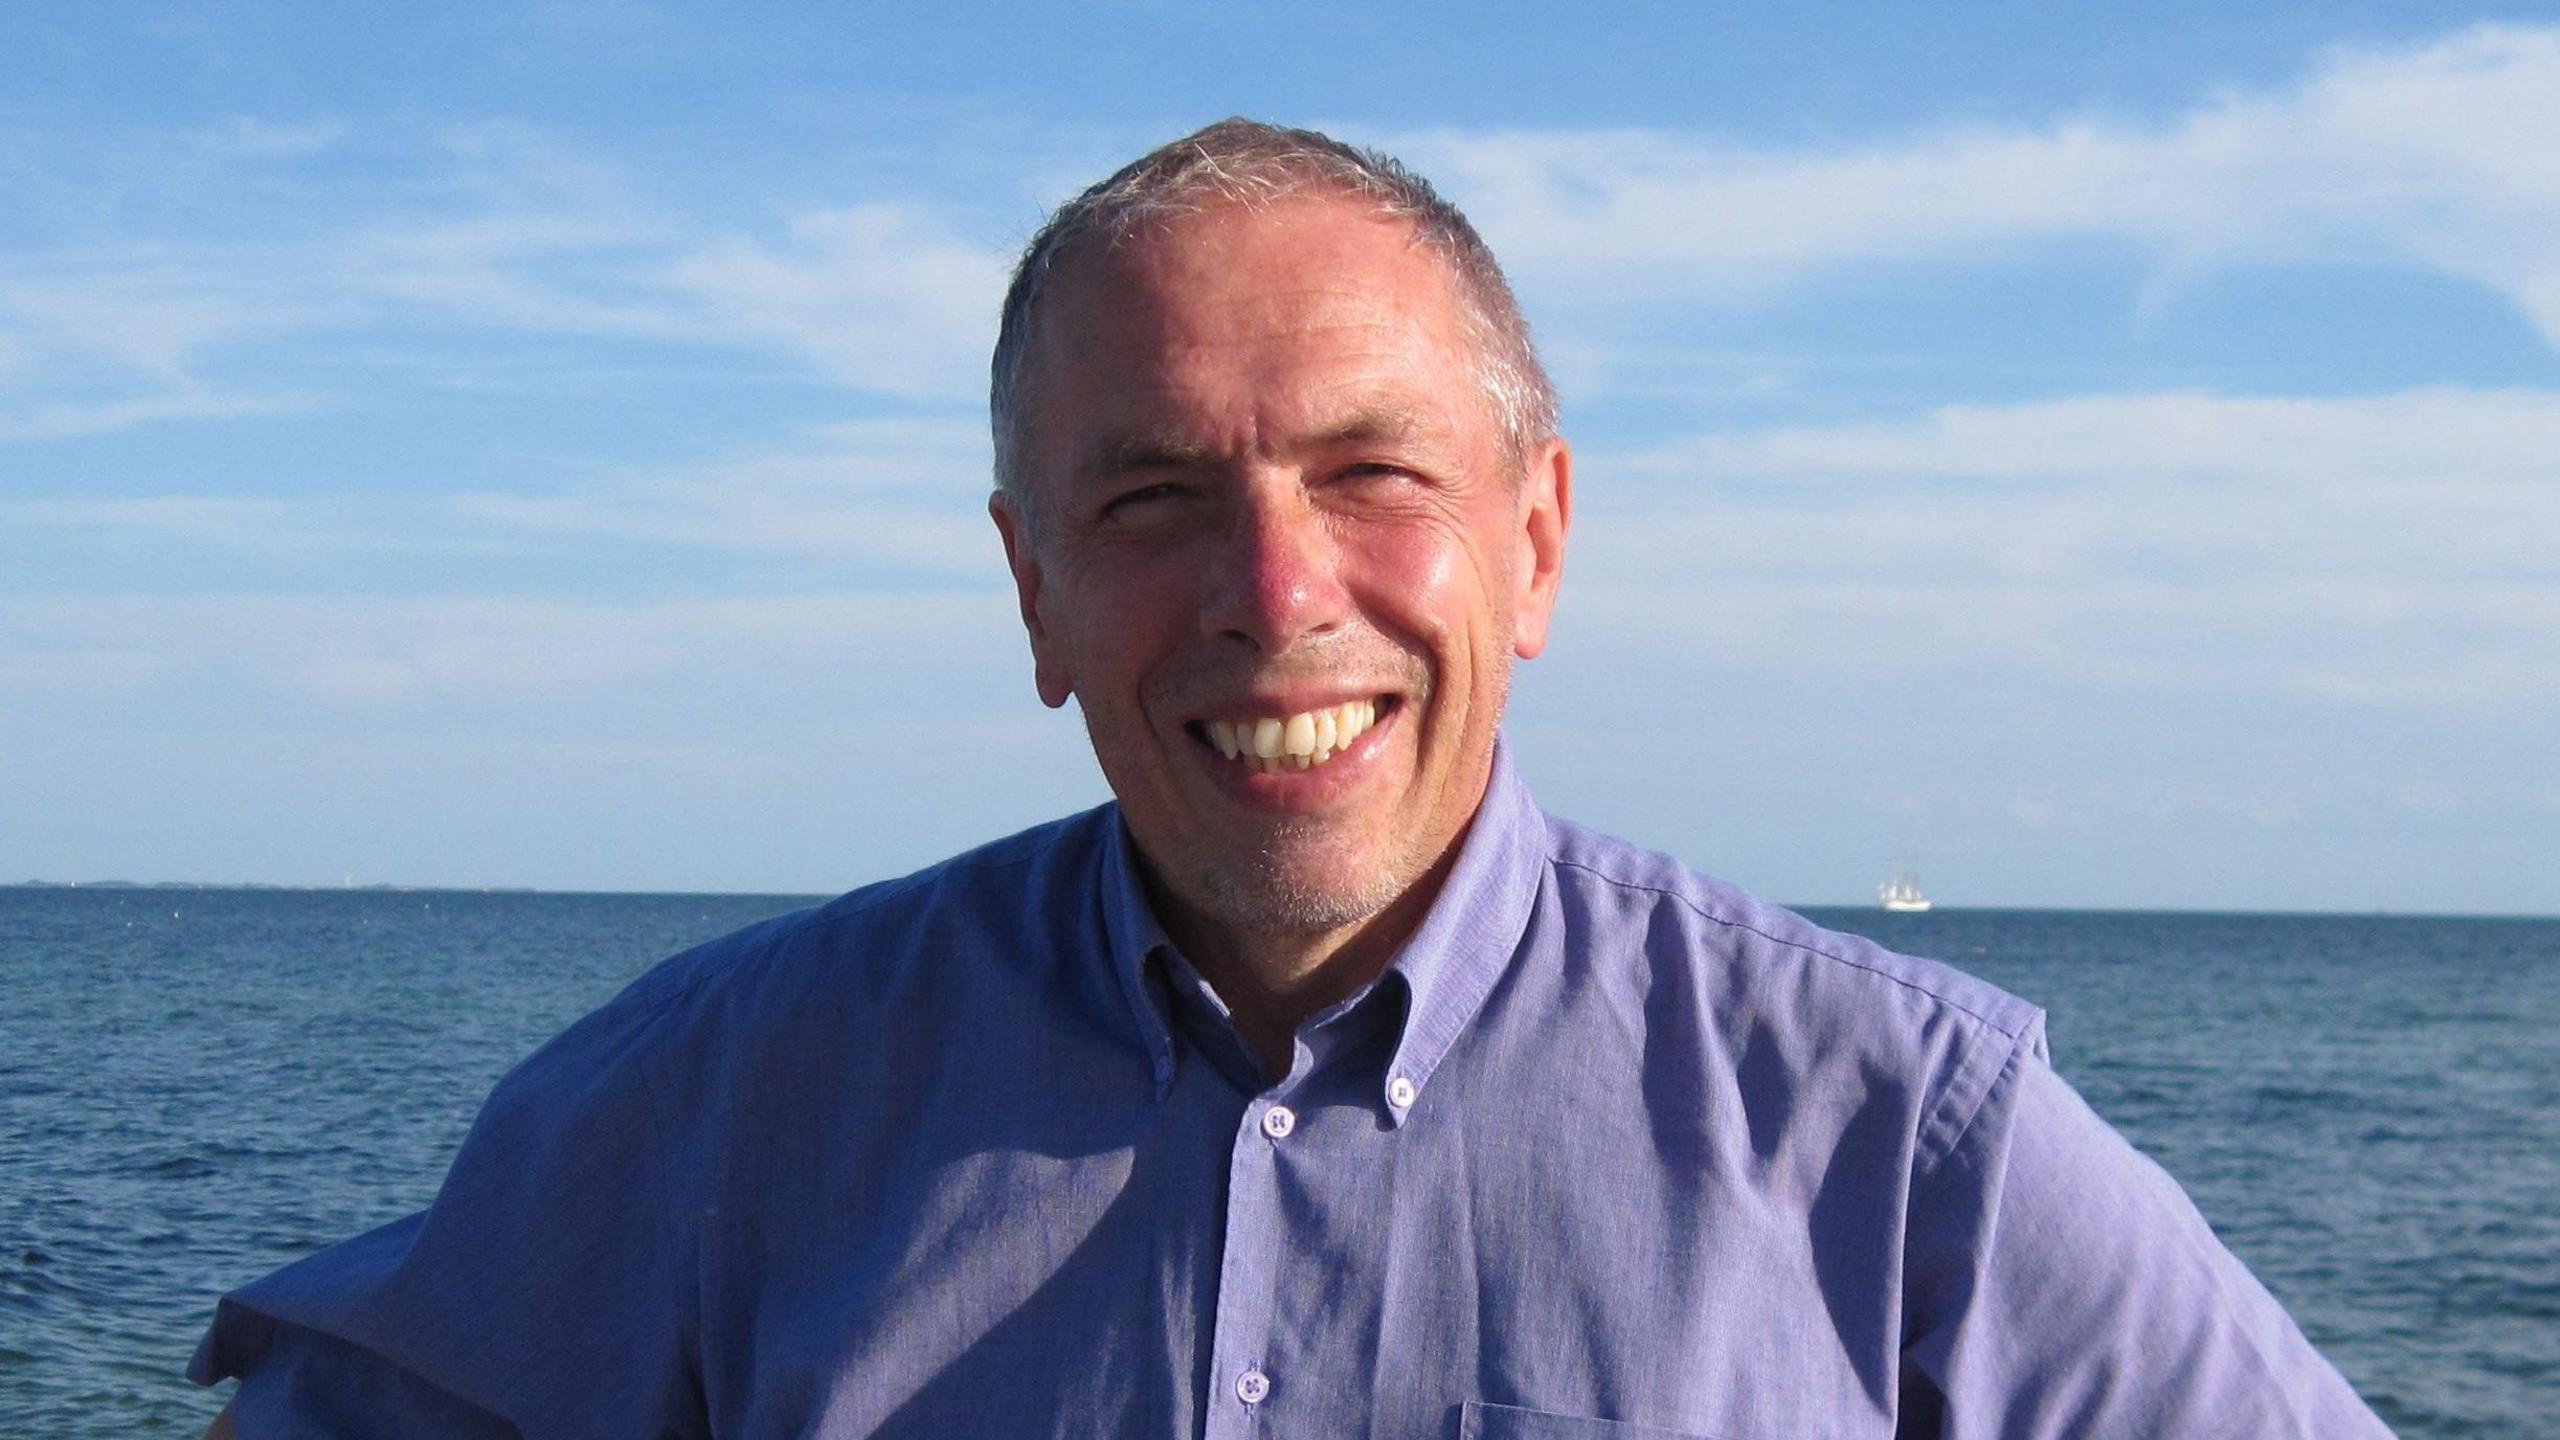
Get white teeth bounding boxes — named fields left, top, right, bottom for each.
left=1209, top=699, right=1384, bottom=773
left=1283, top=712, right=1316, bottom=757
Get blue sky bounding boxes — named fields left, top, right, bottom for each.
left=5, top=4, right=2555, bottom=912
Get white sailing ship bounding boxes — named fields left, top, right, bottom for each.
left=1878, top=866, right=1933, bottom=912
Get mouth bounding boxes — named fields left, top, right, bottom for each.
left=1187, top=696, right=1398, bottom=775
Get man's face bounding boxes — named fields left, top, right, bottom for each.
left=994, top=195, right=1569, bottom=940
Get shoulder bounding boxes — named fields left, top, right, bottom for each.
left=1540, top=814, right=2037, bottom=1036
left=575, top=805, right=1121, bottom=1064
left=1533, top=813, right=2043, bottom=1162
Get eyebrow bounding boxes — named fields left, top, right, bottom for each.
left=1075, top=402, right=1446, bottom=486
left=1078, top=430, right=1222, bottom=484
left=1307, top=401, right=1439, bottom=452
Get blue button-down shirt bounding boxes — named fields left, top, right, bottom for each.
left=194, top=747, right=2389, bottom=1437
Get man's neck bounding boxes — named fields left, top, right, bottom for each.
left=1147, top=843, right=1463, bottom=1084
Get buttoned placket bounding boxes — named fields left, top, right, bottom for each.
left=1101, top=749, right=1541, bottom=1437
left=1195, top=964, right=1433, bottom=1439
left=1203, top=1083, right=1296, bottom=1439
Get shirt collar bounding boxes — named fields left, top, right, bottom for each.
left=1098, top=813, right=1180, bottom=1098
left=1099, top=737, right=1549, bottom=1119
left=1373, top=739, right=1546, bottom=1125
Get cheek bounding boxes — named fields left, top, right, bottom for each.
left=1350, top=527, right=1491, bottom=658
left=1061, top=558, right=1193, bottom=674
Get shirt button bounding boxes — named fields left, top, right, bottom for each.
left=1388, top=1075, right=1418, bottom=1109
left=1261, top=1104, right=1296, bottom=1140
left=1236, top=1368, right=1271, bottom=1404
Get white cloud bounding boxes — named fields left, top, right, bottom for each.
left=661, top=204, right=1010, bottom=400
left=190, top=117, right=348, bottom=158
left=1407, top=25, right=2560, bottom=339
left=1653, top=386, right=2560, bottom=491
left=14, top=23, right=2560, bottom=449
left=0, top=245, right=337, bottom=379
left=0, top=386, right=309, bottom=441
left=21, top=384, right=2550, bottom=714
left=0, top=590, right=1021, bottom=709
left=0, top=127, right=1011, bottom=440
left=328, top=213, right=691, bottom=339
left=1571, top=385, right=2560, bottom=707
left=8, top=496, right=303, bottom=540
left=12, top=419, right=1002, bottom=574
left=453, top=416, right=1000, bottom=572
left=0, top=490, right=499, bottom=558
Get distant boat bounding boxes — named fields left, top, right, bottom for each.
left=1878, top=867, right=1933, bottom=912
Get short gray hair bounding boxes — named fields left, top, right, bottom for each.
left=989, top=118, right=1557, bottom=527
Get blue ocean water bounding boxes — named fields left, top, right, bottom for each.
left=2, top=887, right=2552, bottom=1437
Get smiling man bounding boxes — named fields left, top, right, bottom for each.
left=989, top=173, right=1567, bottom=1079
left=192, top=121, right=2390, bottom=1439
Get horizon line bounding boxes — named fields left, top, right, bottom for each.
left=6, top=879, right=2552, bottom=924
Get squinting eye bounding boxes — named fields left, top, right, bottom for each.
left=1331, top=468, right=1433, bottom=497
left=1102, top=483, right=1181, bottom=515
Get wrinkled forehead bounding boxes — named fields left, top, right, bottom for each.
left=1058, top=199, right=1451, bottom=330
left=1024, top=199, right=1490, bottom=449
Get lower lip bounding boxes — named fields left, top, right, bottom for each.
left=1195, top=704, right=1398, bottom=813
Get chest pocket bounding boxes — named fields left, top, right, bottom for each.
left=1460, top=1400, right=1729, bottom=1440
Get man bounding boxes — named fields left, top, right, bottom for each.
left=194, top=120, right=2391, bottom=1438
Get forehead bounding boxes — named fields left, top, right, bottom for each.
left=1026, top=197, right=1492, bottom=467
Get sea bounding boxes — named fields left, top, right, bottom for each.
left=2, top=886, right=2553, bottom=1438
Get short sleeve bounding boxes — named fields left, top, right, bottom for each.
left=190, top=978, right=707, bottom=1439
left=1898, top=1026, right=2394, bottom=1439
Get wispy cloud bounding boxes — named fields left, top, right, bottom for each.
left=0, top=590, right=1021, bottom=709
left=1409, top=24, right=2560, bottom=340
left=662, top=204, right=1011, bottom=401
left=24, top=22, right=2556, bottom=450
left=22, top=377, right=2551, bottom=711
left=1630, top=385, right=2560, bottom=570
left=0, top=122, right=1011, bottom=440
left=450, top=416, right=999, bottom=573
left=0, top=242, right=338, bottom=387
left=9, top=495, right=303, bottom=541
left=1574, top=385, right=2560, bottom=706
left=10, top=418, right=1001, bottom=576
left=329, top=213, right=690, bottom=338
left=187, top=116, right=349, bottom=158
left=0, top=385, right=311, bottom=441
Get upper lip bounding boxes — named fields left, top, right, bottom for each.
left=1187, top=688, right=1394, bottom=723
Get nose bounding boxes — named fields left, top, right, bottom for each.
left=1199, top=479, right=1350, bottom=655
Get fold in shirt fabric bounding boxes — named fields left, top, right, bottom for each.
left=192, top=743, right=2394, bottom=1438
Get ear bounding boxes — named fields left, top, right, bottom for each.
left=1510, top=437, right=1572, bottom=659
left=990, top=494, right=1075, bottom=708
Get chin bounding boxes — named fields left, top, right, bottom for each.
left=1181, top=839, right=1409, bottom=937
